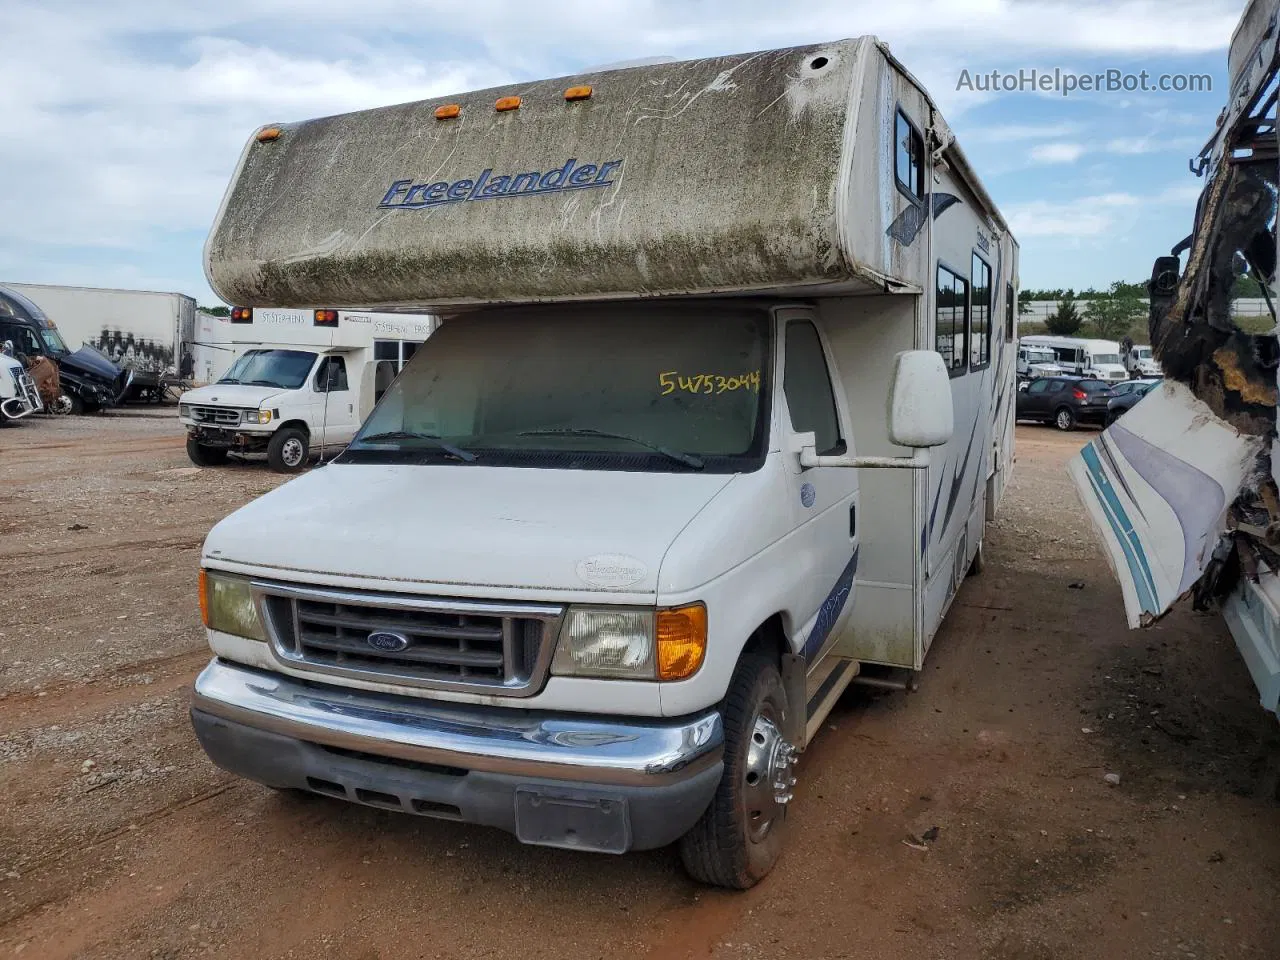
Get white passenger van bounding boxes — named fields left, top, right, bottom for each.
left=179, top=307, right=436, bottom=471
left=192, top=38, right=1019, bottom=887
left=1019, top=335, right=1127, bottom=382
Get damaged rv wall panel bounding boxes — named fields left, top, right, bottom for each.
left=1068, top=380, right=1267, bottom=628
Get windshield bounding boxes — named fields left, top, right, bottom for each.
left=1137, top=348, right=1152, bottom=359
left=1026, top=349, right=1056, bottom=363
left=1092, top=354, right=1122, bottom=365
left=344, top=304, right=771, bottom=472
left=218, top=349, right=316, bottom=389
left=39, top=329, right=69, bottom=355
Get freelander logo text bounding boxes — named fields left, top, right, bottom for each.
left=378, top=158, right=623, bottom=209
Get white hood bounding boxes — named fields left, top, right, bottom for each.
left=182, top=382, right=291, bottom=408
left=203, top=463, right=735, bottom=596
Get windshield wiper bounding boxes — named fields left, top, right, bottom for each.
left=518, top=428, right=704, bottom=469
left=244, top=379, right=286, bottom=388
left=356, top=430, right=477, bottom=462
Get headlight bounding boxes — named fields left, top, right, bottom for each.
left=179, top=403, right=191, bottom=417
left=199, top=570, right=266, bottom=642
left=551, top=604, right=706, bottom=681
left=245, top=409, right=272, bottom=424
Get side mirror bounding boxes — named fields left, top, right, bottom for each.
left=888, top=350, right=953, bottom=448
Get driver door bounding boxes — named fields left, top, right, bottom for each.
left=313, top=356, right=357, bottom=447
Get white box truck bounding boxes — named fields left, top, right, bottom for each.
left=1018, top=335, right=1129, bottom=382
left=191, top=37, right=1020, bottom=887
left=179, top=307, right=437, bottom=471
left=2, top=282, right=197, bottom=402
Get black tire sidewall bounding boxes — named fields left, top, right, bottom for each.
left=679, top=655, right=791, bottom=888
left=1054, top=406, right=1076, bottom=431
left=268, top=428, right=309, bottom=472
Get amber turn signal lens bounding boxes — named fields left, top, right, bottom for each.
left=198, top=569, right=210, bottom=628
left=256, top=127, right=282, bottom=142
left=495, top=96, right=521, bottom=112
left=564, top=85, right=593, bottom=101
left=434, top=104, right=461, bottom=120
left=656, top=604, right=708, bottom=681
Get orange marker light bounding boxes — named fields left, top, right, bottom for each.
left=656, top=604, right=708, bottom=681
left=435, top=104, right=461, bottom=120
left=199, top=569, right=210, bottom=628
left=564, top=85, right=593, bottom=101
left=313, top=309, right=338, bottom=326
left=256, top=127, right=283, bottom=142
left=495, top=96, right=521, bottom=112
left=230, top=306, right=253, bottom=323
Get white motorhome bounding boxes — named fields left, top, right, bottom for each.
left=178, top=307, right=436, bottom=471
left=1070, top=0, right=1280, bottom=719
left=191, top=38, right=1019, bottom=887
left=1020, top=335, right=1127, bottom=382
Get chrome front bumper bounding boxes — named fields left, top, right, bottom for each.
left=191, top=659, right=725, bottom=852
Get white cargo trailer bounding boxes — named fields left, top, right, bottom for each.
left=1, top=282, right=197, bottom=400
left=191, top=36, right=1019, bottom=887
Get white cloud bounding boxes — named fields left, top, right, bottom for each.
left=1030, top=142, right=1087, bottom=164
left=1105, top=135, right=1203, bottom=154
left=1006, top=182, right=1198, bottom=238
left=0, top=0, right=1244, bottom=301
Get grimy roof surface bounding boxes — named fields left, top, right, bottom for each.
left=205, top=40, right=878, bottom=309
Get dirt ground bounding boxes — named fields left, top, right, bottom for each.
left=1, top=413, right=1277, bottom=960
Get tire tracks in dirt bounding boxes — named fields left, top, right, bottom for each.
left=0, top=649, right=209, bottom=736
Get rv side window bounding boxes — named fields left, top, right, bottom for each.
left=935, top=264, right=969, bottom=376
left=1005, top=284, right=1015, bottom=339
left=895, top=109, right=924, bottom=201
left=971, top=254, right=991, bottom=370
left=314, top=356, right=349, bottom=392
left=784, top=321, right=844, bottom=456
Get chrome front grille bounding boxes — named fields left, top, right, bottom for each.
left=254, top=581, right=564, bottom=697
left=189, top=405, right=242, bottom=425
left=17, top=372, right=39, bottom=409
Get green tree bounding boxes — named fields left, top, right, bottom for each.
left=1085, top=281, right=1145, bottom=340
left=1045, top=295, right=1082, bottom=335
left=200, top=305, right=230, bottom=317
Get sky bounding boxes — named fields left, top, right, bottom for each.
left=0, top=0, right=1250, bottom=306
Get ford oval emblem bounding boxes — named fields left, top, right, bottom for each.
left=366, top=631, right=410, bottom=652
left=800, top=482, right=816, bottom=508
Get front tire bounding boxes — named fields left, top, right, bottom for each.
left=267, top=427, right=309, bottom=473
left=679, top=655, right=795, bottom=889
left=1053, top=406, right=1077, bottom=431
left=186, top=437, right=228, bottom=466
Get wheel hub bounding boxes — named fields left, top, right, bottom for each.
left=742, top=714, right=797, bottom=842
left=283, top=438, right=304, bottom=465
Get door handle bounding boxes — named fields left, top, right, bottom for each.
left=849, top=503, right=857, bottom=539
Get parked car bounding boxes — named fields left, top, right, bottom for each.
left=1015, top=376, right=1119, bottom=430
left=1106, top=378, right=1161, bottom=424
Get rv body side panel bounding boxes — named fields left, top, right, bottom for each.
left=820, top=295, right=922, bottom=668
left=920, top=162, right=1005, bottom=653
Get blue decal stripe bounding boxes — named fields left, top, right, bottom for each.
left=1080, top=445, right=1159, bottom=614
left=802, top=548, right=860, bottom=661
